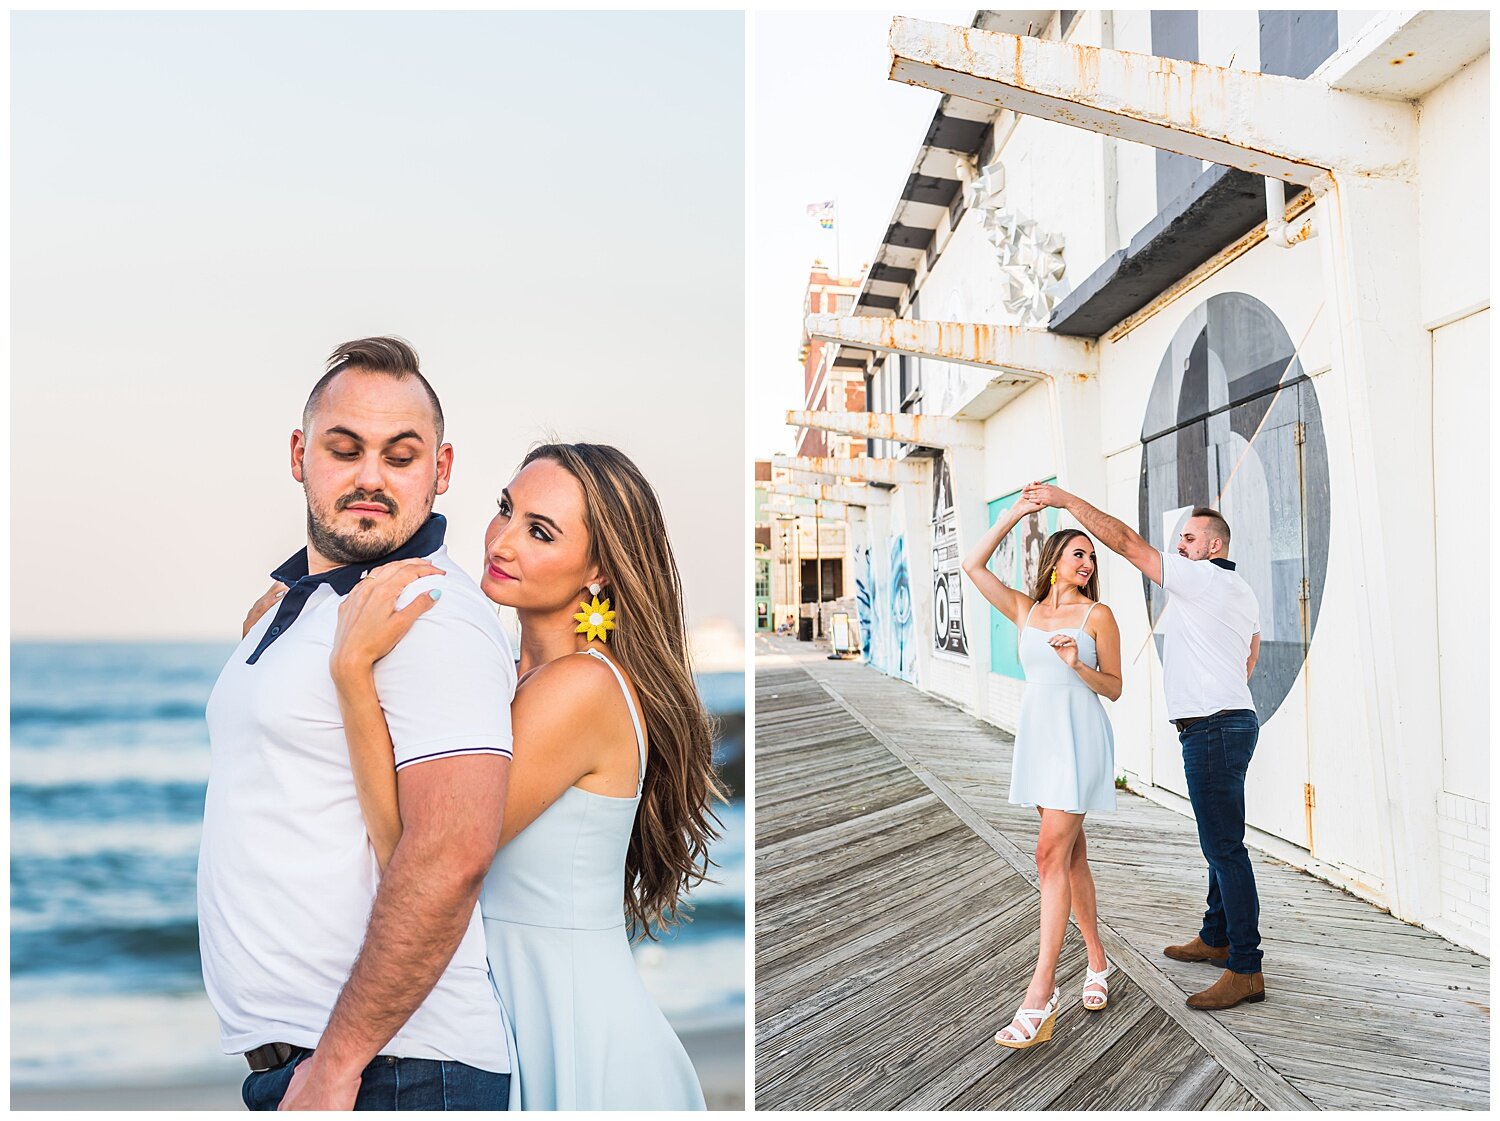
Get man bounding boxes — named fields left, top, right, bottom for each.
left=198, top=337, right=516, bottom=1109
left=1022, top=483, right=1265, bottom=1011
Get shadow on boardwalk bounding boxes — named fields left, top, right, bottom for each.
left=753, top=637, right=1490, bottom=1111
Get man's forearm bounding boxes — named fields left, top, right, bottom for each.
left=314, top=837, right=483, bottom=1072
left=1064, top=495, right=1148, bottom=559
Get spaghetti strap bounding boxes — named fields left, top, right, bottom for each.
left=579, top=649, right=647, bottom=795
left=1022, top=601, right=1039, bottom=633
left=1078, top=601, right=1098, bottom=633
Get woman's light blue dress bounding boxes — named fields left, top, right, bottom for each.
left=480, top=648, right=706, bottom=1111
left=1009, top=602, right=1117, bottom=814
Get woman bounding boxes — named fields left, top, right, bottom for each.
left=258, top=443, right=721, bottom=1109
left=960, top=493, right=1120, bottom=1050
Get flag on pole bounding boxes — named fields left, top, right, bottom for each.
left=806, top=200, right=835, bottom=230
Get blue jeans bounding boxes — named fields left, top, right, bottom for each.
left=242, top=1048, right=511, bottom=1111
left=1179, top=710, right=1263, bottom=974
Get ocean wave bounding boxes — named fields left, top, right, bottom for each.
left=10, top=989, right=234, bottom=1088
left=11, top=700, right=209, bottom=726
left=12, top=918, right=204, bottom=980
left=10, top=746, right=210, bottom=787
left=11, top=817, right=204, bottom=859
left=12, top=780, right=207, bottom=822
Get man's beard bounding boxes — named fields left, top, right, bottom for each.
left=305, top=487, right=432, bottom=566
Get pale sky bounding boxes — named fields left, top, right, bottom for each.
left=749, top=9, right=971, bottom=459
left=12, top=11, right=744, bottom=640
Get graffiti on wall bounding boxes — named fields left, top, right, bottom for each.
left=854, top=545, right=874, bottom=662
left=1138, top=291, right=1329, bottom=721
left=930, top=454, right=970, bottom=658
left=888, top=535, right=916, bottom=682
left=859, top=529, right=918, bottom=684
left=985, top=482, right=1060, bottom=681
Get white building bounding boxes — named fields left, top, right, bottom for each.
left=794, top=10, right=1489, bottom=952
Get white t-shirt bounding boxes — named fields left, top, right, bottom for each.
left=1157, top=551, right=1260, bottom=721
left=197, top=543, right=515, bottom=1071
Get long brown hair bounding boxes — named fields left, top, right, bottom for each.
left=521, top=443, right=726, bottom=939
left=1027, top=530, right=1100, bottom=605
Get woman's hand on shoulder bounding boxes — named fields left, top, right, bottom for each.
left=243, top=582, right=290, bottom=638
left=330, top=559, right=447, bottom=681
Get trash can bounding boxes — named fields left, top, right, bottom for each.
left=797, top=616, right=813, bottom=642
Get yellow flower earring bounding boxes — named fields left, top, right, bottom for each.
left=1050, top=569, right=1057, bottom=586
left=574, top=581, right=617, bottom=643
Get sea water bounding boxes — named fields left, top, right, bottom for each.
left=11, top=642, right=745, bottom=1089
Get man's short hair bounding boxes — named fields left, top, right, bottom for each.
left=1191, top=507, right=1231, bottom=548
left=302, top=336, right=445, bottom=443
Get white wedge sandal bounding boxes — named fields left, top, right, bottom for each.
left=993, top=987, right=1060, bottom=1049
left=1082, top=961, right=1113, bottom=1011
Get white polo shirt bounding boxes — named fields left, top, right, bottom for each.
left=197, top=531, right=515, bottom=1072
left=1157, top=551, right=1260, bottom=722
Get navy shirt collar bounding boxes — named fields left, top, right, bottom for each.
left=247, top=514, right=447, bottom=665
left=1209, top=557, right=1236, bottom=571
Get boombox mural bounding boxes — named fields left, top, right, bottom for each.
left=1138, top=292, right=1330, bottom=722
left=930, top=454, right=969, bottom=658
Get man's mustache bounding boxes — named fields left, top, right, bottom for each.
left=337, top=491, right=397, bottom=515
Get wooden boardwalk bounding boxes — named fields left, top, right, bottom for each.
left=753, top=638, right=1490, bottom=1111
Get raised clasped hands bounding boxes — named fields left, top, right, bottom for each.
left=1047, top=633, right=1081, bottom=668
left=1021, top=481, right=1071, bottom=510
left=330, top=558, right=447, bottom=680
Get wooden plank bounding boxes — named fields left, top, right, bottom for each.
left=1049, top=1006, right=1205, bottom=1110
left=1203, top=1075, right=1266, bottom=1111
left=941, top=969, right=1160, bottom=1110
left=814, top=675, right=1321, bottom=1112
left=753, top=643, right=1492, bottom=1112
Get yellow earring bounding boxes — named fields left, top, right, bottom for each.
left=574, top=594, right=617, bottom=643
left=1049, top=570, right=1056, bottom=586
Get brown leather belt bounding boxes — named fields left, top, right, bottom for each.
left=1172, top=708, right=1246, bottom=734
left=245, top=1042, right=304, bottom=1072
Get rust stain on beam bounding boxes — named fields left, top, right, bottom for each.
left=808, top=314, right=1096, bottom=380
left=772, top=455, right=930, bottom=487
left=787, top=409, right=981, bottom=449
left=888, top=18, right=1416, bottom=184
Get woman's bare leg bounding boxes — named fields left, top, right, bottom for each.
left=1069, top=826, right=1109, bottom=973
left=1017, top=808, right=1085, bottom=1012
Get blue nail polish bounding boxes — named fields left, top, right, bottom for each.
left=429, top=589, right=443, bottom=601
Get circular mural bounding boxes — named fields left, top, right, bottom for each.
left=1137, top=292, right=1329, bottom=721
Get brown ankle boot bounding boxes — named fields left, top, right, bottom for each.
left=1163, top=935, right=1230, bottom=964
left=1186, top=969, right=1265, bottom=1010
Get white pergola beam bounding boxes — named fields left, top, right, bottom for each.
left=773, top=454, right=930, bottom=487
left=788, top=409, right=981, bottom=449
left=768, top=496, right=849, bottom=521
left=806, top=314, right=1096, bottom=379
left=887, top=18, right=1416, bottom=185
left=782, top=468, right=842, bottom=486
left=766, top=481, right=887, bottom=507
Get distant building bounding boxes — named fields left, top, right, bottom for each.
left=796, top=10, right=1489, bottom=951
left=795, top=264, right=867, bottom=460
left=752, top=460, right=773, bottom=633
left=762, top=265, right=871, bottom=642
